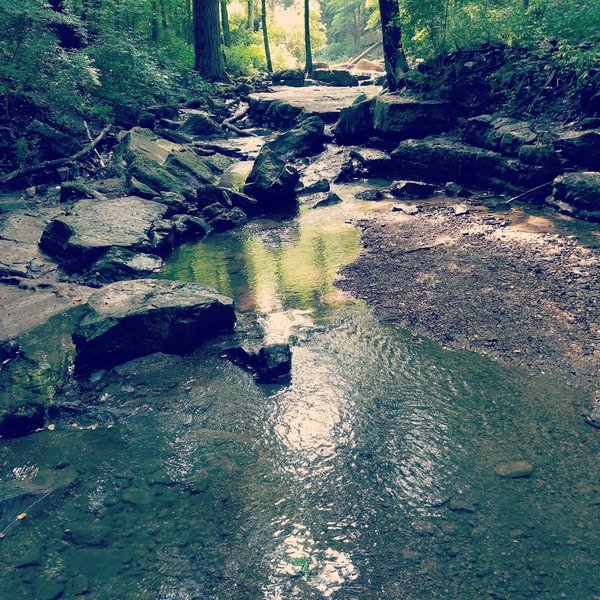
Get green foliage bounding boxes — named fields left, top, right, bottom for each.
left=14, top=136, right=39, bottom=167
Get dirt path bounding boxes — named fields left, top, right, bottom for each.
left=338, top=202, right=600, bottom=393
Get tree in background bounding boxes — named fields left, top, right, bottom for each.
left=261, top=0, right=273, bottom=72
left=194, top=0, right=229, bottom=81
left=221, top=0, right=232, bottom=46
left=378, top=0, right=408, bottom=91
left=247, top=0, right=254, bottom=29
left=305, top=0, right=313, bottom=73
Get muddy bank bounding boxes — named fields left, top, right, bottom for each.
left=338, top=203, right=600, bottom=388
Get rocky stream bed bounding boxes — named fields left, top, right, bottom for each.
left=0, top=81, right=599, bottom=598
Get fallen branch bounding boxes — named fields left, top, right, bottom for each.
left=505, top=181, right=553, bottom=204
left=84, top=120, right=105, bottom=168
left=1, top=124, right=111, bottom=186
left=222, top=105, right=257, bottom=137
left=345, top=40, right=383, bottom=68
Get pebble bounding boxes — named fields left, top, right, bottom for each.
left=449, top=499, right=476, bottom=513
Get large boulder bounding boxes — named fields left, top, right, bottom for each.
left=463, top=114, right=537, bottom=156
left=353, top=59, right=385, bottom=73
left=111, top=128, right=217, bottom=199
left=26, top=120, right=80, bottom=160
left=243, top=148, right=300, bottom=212
left=391, top=180, right=436, bottom=198
left=334, top=95, right=376, bottom=143
left=72, top=279, right=236, bottom=372
left=545, top=171, right=600, bottom=221
left=391, top=137, right=551, bottom=191
left=178, top=113, right=221, bottom=136
left=39, top=197, right=173, bottom=270
left=264, top=116, right=327, bottom=161
left=373, top=96, right=456, bottom=138
left=272, top=69, right=305, bottom=87
left=554, top=129, right=600, bottom=169
left=164, top=149, right=216, bottom=188
left=311, top=69, right=359, bottom=87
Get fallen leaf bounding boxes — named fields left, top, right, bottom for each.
left=47, top=424, right=56, bottom=431
left=16, top=513, right=26, bottom=520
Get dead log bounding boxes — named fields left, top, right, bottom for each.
left=345, top=40, right=383, bottom=68
left=222, top=105, right=257, bottom=137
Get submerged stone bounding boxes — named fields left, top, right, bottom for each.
left=224, top=343, right=292, bottom=383
left=72, top=279, right=236, bottom=372
left=494, top=461, right=534, bottom=478
left=311, top=192, right=342, bottom=209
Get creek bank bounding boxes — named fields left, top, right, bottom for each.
left=337, top=204, right=600, bottom=386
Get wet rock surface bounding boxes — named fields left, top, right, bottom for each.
left=224, top=342, right=292, bottom=383
left=244, top=147, right=299, bottom=212
left=546, top=171, right=600, bottom=222
left=263, top=116, right=327, bottom=161
left=39, top=197, right=172, bottom=270
left=72, top=279, right=236, bottom=372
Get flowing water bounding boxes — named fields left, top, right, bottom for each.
left=1, top=184, right=599, bottom=599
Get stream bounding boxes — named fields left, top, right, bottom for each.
left=1, top=172, right=599, bottom=598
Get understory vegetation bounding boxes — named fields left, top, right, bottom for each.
left=0, top=0, right=597, bottom=172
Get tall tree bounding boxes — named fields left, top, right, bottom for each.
left=220, top=0, right=231, bottom=46
left=304, top=0, right=313, bottom=74
left=377, top=0, right=408, bottom=91
left=261, top=0, right=273, bottom=72
left=193, top=0, right=229, bottom=81
left=247, top=0, right=254, bottom=29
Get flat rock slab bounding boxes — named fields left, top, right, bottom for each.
left=249, top=86, right=381, bottom=124
left=73, top=279, right=236, bottom=372
left=373, top=96, right=456, bottom=137
left=40, top=197, right=170, bottom=269
left=0, top=240, right=57, bottom=280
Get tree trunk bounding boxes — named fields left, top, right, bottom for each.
left=304, top=0, right=313, bottom=74
left=194, top=0, right=229, bottom=81
left=261, top=0, right=273, bottom=72
left=159, top=0, right=168, bottom=32
left=151, top=0, right=159, bottom=42
left=220, top=0, right=231, bottom=46
left=247, top=0, right=254, bottom=29
left=186, top=0, right=193, bottom=43
left=378, top=0, right=409, bottom=91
